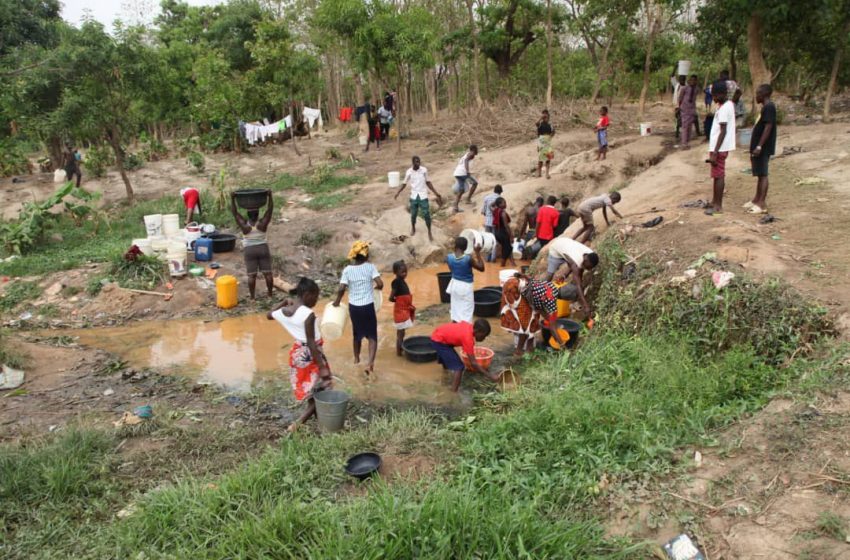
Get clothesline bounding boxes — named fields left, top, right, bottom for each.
left=239, top=107, right=323, bottom=145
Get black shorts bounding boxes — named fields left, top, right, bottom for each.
left=243, top=243, right=271, bottom=275
left=751, top=153, right=770, bottom=177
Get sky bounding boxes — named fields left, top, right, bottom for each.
left=61, top=0, right=223, bottom=28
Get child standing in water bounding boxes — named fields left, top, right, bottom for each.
left=595, top=106, right=610, bottom=161
left=267, top=277, right=332, bottom=433
left=390, top=260, right=415, bottom=356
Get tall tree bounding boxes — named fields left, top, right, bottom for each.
left=478, top=0, right=547, bottom=81
left=637, top=0, right=682, bottom=118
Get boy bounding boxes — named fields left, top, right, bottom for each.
left=573, top=191, right=622, bottom=243
left=544, top=236, right=599, bottom=316
left=394, top=155, right=443, bottom=241
left=452, top=145, right=479, bottom=212
left=745, top=84, right=776, bottom=215
left=554, top=196, right=578, bottom=237
left=595, top=107, right=610, bottom=160
left=481, top=184, right=503, bottom=262
left=529, top=195, right=560, bottom=258
left=430, top=319, right=499, bottom=392
left=705, top=81, right=736, bottom=216
left=377, top=104, right=392, bottom=140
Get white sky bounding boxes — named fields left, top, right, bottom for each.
left=61, top=0, right=224, bottom=28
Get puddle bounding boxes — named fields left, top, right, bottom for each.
left=71, top=264, right=518, bottom=405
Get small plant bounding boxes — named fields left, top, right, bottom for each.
left=83, top=145, right=114, bottom=178
left=325, top=147, right=342, bottom=160
left=0, top=329, right=26, bottom=368
left=0, top=182, right=80, bottom=255
left=297, top=230, right=332, bottom=247
left=86, top=275, right=107, bottom=296
left=176, top=136, right=200, bottom=157
left=108, top=249, right=167, bottom=290
left=0, top=139, right=32, bottom=177
left=816, top=511, right=846, bottom=540
left=0, top=281, right=43, bottom=313
left=140, top=136, right=169, bottom=162
left=187, top=151, right=205, bottom=173
left=210, top=164, right=231, bottom=212
left=124, top=152, right=144, bottom=171
left=305, top=191, right=353, bottom=210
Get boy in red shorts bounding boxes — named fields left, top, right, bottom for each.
left=705, top=81, right=736, bottom=216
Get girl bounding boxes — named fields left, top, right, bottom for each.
left=536, top=109, right=554, bottom=179
left=492, top=197, right=516, bottom=267
left=595, top=106, right=610, bottom=161
left=389, top=260, right=415, bottom=356
left=333, top=241, right=383, bottom=375
left=268, top=277, right=331, bottom=432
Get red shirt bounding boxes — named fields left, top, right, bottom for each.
left=597, top=115, right=610, bottom=128
left=431, top=322, right=475, bottom=355
left=535, top=205, right=559, bottom=241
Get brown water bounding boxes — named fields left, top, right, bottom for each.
left=72, top=264, right=518, bottom=405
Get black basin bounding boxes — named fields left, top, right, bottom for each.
left=542, top=318, right=582, bottom=349
left=208, top=233, right=237, bottom=253
left=437, top=272, right=451, bottom=304
left=345, top=452, right=382, bottom=480
left=474, top=289, right=501, bottom=317
left=482, top=286, right=502, bottom=296
left=402, top=336, right=437, bottom=363
left=234, top=188, right=269, bottom=210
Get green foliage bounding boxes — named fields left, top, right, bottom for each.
left=140, top=135, right=169, bottom=162
left=0, top=329, right=26, bottom=369
left=0, top=0, right=61, bottom=56
left=0, top=139, right=32, bottom=177
left=816, top=511, right=847, bottom=540
left=123, top=152, right=144, bottom=171
left=82, top=145, right=114, bottom=178
left=108, top=252, right=167, bottom=291
left=187, top=151, right=205, bottom=173
left=0, top=181, right=86, bottom=255
left=0, top=280, right=42, bottom=312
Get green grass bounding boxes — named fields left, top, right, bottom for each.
left=816, top=511, right=847, bottom=540
left=0, top=280, right=42, bottom=312
left=296, top=229, right=332, bottom=247
left=305, top=191, right=354, bottom=210
left=0, top=329, right=26, bottom=369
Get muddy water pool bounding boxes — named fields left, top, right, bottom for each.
left=72, top=264, right=519, bottom=405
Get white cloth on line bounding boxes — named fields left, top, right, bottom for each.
left=447, top=278, right=474, bottom=323
left=244, top=117, right=290, bottom=145
left=302, top=107, right=323, bottom=129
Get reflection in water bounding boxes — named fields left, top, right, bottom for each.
left=73, top=264, right=516, bottom=404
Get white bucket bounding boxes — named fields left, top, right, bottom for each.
left=677, top=60, right=691, bottom=76
left=132, top=238, right=152, bottom=255
left=387, top=171, right=400, bottom=188
left=162, top=214, right=180, bottom=237
left=460, top=229, right=483, bottom=255
left=479, top=231, right=496, bottom=255
left=321, top=304, right=348, bottom=342
left=53, top=169, right=67, bottom=183
left=373, top=289, right=383, bottom=312
left=640, top=123, right=652, bottom=136
left=167, top=238, right=187, bottom=254
left=150, top=236, right=168, bottom=256
left=358, top=135, right=368, bottom=146
left=167, top=251, right=187, bottom=277
left=499, top=269, right=518, bottom=286
left=184, top=228, right=201, bottom=250
left=144, top=214, right=163, bottom=237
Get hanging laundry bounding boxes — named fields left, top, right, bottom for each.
left=302, top=107, right=323, bottom=129
left=339, top=107, right=353, bottom=122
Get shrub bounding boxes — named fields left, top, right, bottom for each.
left=0, top=281, right=42, bottom=313
left=83, top=145, right=114, bottom=178
left=0, top=139, right=32, bottom=177
left=124, top=152, right=144, bottom=171
left=187, top=151, right=205, bottom=173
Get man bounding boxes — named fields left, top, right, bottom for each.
left=529, top=195, right=559, bottom=258
left=62, top=144, right=82, bottom=188
left=481, top=184, right=503, bottom=262
left=515, top=196, right=544, bottom=240
left=705, top=81, right=736, bottom=216
left=452, top=145, right=479, bottom=212
left=377, top=104, right=392, bottom=140
left=674, top=75, right=686, bottom=138
left=573, top=191, right=622, bottom=243
left=394, top=156, right=443, bottom=241
left=678, top=75, right=699, bottom=149
left=180, top=186, right=202, bottom=224
left=544, top=236, right=599, bottom=316
left=745, top=84, right=777, bottom=215
left=430, top=319, right=499, bottom=392
left=553, top=196, right=578, bottom=237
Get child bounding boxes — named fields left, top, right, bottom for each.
left=390, top=260, right=415, bottom=356
left=430, top=319, right=500, bottom=392
left=492, top=197, right=517, bottom=267
left=573, top=191, right=623, bottom=244
left=446, top=236, right=485, bottom=323
left=746, top=84, right=777, bottom=215
left=267, top=277, right=332, bottom=433
left=452, top=145, right=479, bottom=213
left=595, top=107, right=610, bottom=161
left=705, top=81, right=736, bottom=216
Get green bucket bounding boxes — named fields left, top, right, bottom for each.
left=313, top=390, right=350, bottom=432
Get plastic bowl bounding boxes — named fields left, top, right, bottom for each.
left=234, top=188, right=269, bottom=210
left=460, top=346, right=495, bottom=370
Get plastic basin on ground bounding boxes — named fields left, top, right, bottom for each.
left=402, top=336, right=438, bottom=363
left=474, top=289, right=501, bottom=317
left=461, top=346, right=494, bottom=370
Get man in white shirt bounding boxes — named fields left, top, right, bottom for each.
left=394, top=156, right=444, bottom=241
left=544, top=237, right=599, bottom=315
left=705, top=81, right=736, bottom=216
left=452, top=145, right=479, bottom=213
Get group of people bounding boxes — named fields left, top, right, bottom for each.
left=358, top=92, right=396, bottom=152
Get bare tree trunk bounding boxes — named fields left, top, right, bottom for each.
left=354, top=73, right=364, bottom=107
left=323, top=54, right=338, bottom=129
left=46, top=136, right=64, bottom=170
left=729, top=42, right=737, bottom=82
left=396, top=71, right=404, bottom=154
left=823, top=18, right=850, bottom=123
left=289, top=102, right=301, bottom=156
left=106, top=126, right=134, bottom=203
left=545, top=0, right=553, bottom=107
left=465, top=0, right=483, bottom=108
left=368, top=70, right=379, bottom=105
left=638, top=4, right=662, bottom=119
left=425, top=68, right=438, bottom=121
left=590, top=39, right=613, bottom=104
left=747, top=14, right=772, bottom=93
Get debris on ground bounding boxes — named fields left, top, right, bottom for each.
left=680, top=200, right=709, bottom=209
left=777, top=145, right=803, bottom=157
left=641, top=216, right=664, bottom=228
left=0, top=364, right=25, bottom=390
left=759, top=214, right=778, bottom=224
left=712, top=271, right=735, bottom=289
left=113, top=411, right=143, bottom=427
left=662, top=534, right=705, bottom=560
left=794, top=176, right=827, bottom=186
left=690, top=252, right=717, bottom=268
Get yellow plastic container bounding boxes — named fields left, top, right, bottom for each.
left=216, top=275, right=238, bottom=309
left=554, top=282, right=571, bottom=318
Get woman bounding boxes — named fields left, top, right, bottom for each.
left=230, top=190, right=274, bottom=299
left=333, top=241, right=383, bottom=375
left=536, top=110, right=554, bottom=179
left=500, top=274, right=578, bottom=355
left=447, top=236, right=484, bottom=324
left=678, top=74, right=698, bottom=149
left=492, top=197, right=516, bottom=267
left=267, top=277, right=331, bottom=432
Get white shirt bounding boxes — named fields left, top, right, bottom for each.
left=548, top=237, right=594, bottom=265
left=709, top=100, right=736, bottom=153
left=340, top=263, right=380, bottom=306
left=272, top=306, right=320, bottom=343
left=377, top=106, right=392, bottom=124
left=453, top=153, right=472, bottom=177
left=404, top=166, right=430, bottom=200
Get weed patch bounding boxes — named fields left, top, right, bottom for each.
left=296, top=229, right=332, bottom=247
left=0, top=281, right=42, bottom=313
left=305, top=191, right=354, bottom=210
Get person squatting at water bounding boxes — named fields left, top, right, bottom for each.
left=500, top=274, right=579, bottom=356
left=430, top=319, right=500, bottom=392
left=333, top=241, right=383, bottom=376
left=230, top=190, right=274, bottom=299
left=267, top=277, right=332, bottom=433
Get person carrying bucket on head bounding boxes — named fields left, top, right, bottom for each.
left=230, top=190, right=274, bottom=299
left=268, top=277, right=332, bottom=433
left=430, top=319, right=500, bottom=392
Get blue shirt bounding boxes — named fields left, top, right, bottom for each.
left=447, top=254, right=473, bottom=283
left=340, top=263, right=379, bottom=306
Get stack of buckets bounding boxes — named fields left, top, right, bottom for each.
left=137, top=213, right=187, bottom=277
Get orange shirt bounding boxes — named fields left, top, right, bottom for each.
left=431, top=322, right=475, bottom=355
left=535, top=205, right=559, bottom=240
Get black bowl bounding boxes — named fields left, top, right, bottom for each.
left=208, top=233, right=237, bottom=253
left=474, top=289, right=501, bottom=317
left=345, top=452, right=382, bottom=480
left=402, top=335, right=437, bottom=363
left=234, top=189, right=269, bottom=210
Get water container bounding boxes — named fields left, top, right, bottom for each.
left=132, top=238, right=152, bottom=256
left=150, top=236, right=168, bottom=257
left=677, top=60, right=691, bottom=76
left=738, top=128, right=753, bottom=146
left=321, top=303, right=348, bottom=341
left=162, top=214, right=180, bottom=237
left=437, top=272, right=452, bottom=304
left=358, top=135, right=368, bottom=146
left=184, top=228, right=201, bottom=251
left=144, top=214, right=163, bottom=237
left=53, top=169, right=67, bottom=183
left=216, top=275, right=238, bottom=309
left=479, top=231, right=496, bottom=255
left=554, top=282, right=573, bottom=318
left=387, top=171, right=400, bottom=188
left=460, top=229, right=483, bottom=255
left=313, top=390, right=350, bottom=432
left=499, top=269, right=518, bottom=286
left=167, top=238, right=186, bottom=254
left=194, top=237, right=213, bottom=262
left=512, top=240, right=523, bottom=260
left=167, top=251, right=187, bottom=277
left=640, top=123, right=652, bottom=136
left=372, top=289, right=383, bottom=312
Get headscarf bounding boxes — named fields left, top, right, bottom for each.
left=348, top=240, right=370, bottom=260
